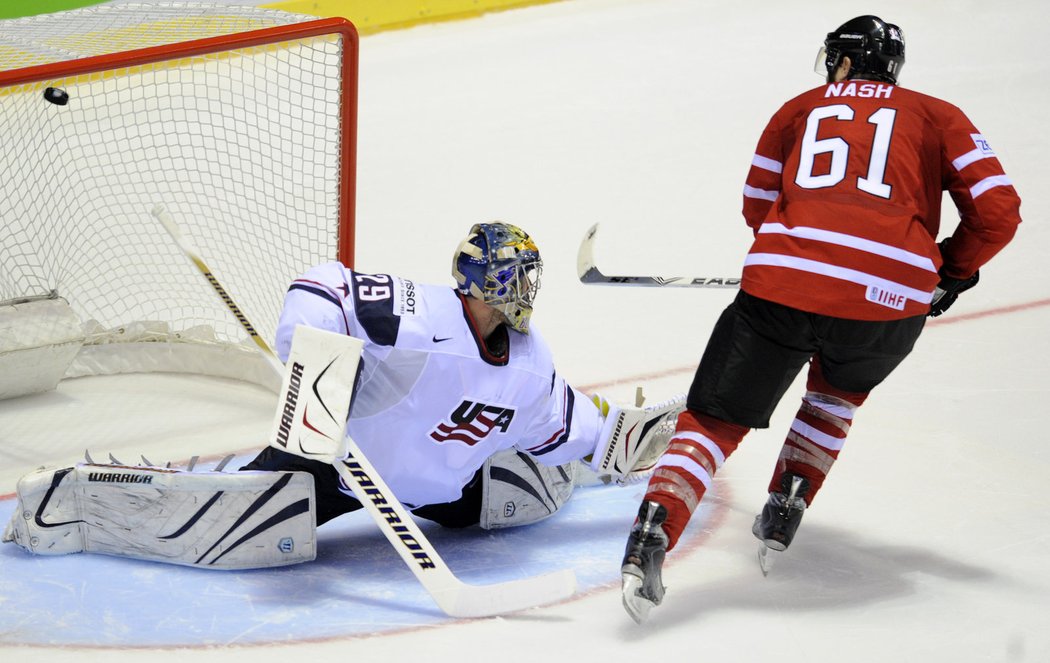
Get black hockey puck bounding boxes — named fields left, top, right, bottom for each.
left=43, top=87, right=69, bottom=105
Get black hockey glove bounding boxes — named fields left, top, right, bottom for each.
left=929, top=237, right=980, bottom=318
left=928, top=271, right=979, bottom=317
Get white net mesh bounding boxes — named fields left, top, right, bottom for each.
left=0, top=3, right=319, bottom=68
left=0, top=3, right=354, bottom=363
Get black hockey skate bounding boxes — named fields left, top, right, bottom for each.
left=752, top=473, right=809, bottom=575
left=621, top=500, right=669, bottom=624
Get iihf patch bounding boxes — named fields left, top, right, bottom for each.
left=278, top=537, right=295, bottom=554
left=866, top=285, right=907, bottom=311
left=504, top=502, right=516, bottom=518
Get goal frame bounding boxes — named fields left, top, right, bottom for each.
left=0, top=15, right=359, bottom=265
left=0, top=13, right=360, bottom=395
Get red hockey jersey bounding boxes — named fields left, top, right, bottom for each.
left=741, top=80, right=1021, bottom=320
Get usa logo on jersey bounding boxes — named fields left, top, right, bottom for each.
left=429, top=400, right=515, bottom=446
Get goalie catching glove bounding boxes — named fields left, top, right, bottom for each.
left=589, top=393, right=685, bottom=482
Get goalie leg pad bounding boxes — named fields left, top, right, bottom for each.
left=3, top=464, right=316, bottom=569
left=479, top=450, right=575, bottom=530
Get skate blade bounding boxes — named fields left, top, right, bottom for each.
left=621, top=571, right=654, bottom=624
left=757, top=542, right=779, bottom=576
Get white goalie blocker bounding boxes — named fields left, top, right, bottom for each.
left=267, top=324, right=360, bottom=463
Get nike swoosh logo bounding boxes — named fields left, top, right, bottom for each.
left=433, top=335, right=453, bottom=343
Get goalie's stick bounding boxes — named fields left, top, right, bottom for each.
left=153, top=205, right=576, bottom=618
left=152, top=205, right=273, bottom=357
left=275, top=326, right=577, bottom=617
left=577, top=223, right=741, bottom=288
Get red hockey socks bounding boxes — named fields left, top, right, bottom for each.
left=769, top=363, right=868, bottom=503
left=642, top=409, right=747, bottom=550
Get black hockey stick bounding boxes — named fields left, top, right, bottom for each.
left=577, top=223, right=741, bottom=288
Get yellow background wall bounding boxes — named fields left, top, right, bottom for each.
left=3, top=2, right=566, bottom=31
left=262, top=0, right=564, bottom=34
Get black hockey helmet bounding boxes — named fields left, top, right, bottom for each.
left=819, top=15, right=905, bottom=84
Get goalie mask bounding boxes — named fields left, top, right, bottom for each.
left=815, top=15, right=905, bottom=85
left=452, top=222, right=542, bottom=334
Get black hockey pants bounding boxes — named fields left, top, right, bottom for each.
left=687, top=290, right=926, bottom=429
left=242, top=447, right=483, bottom=528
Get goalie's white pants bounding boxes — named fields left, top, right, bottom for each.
left=2, top=463, right=316, bottom=569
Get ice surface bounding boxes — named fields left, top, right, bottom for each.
left=2, top=0, right=1048, bottom=661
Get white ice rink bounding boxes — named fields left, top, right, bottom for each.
left=2, top=0, right=1049, bottom=660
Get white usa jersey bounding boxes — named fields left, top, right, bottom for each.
left=273, top=262, right=604, bottom=507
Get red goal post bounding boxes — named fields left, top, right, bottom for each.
left=0, top=4, right=358, bottom=393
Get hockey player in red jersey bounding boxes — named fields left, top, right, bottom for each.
left=620, top=15, right=1022, bottom=623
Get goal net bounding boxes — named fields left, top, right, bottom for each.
left=0, top=3, right=357, bottom=396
